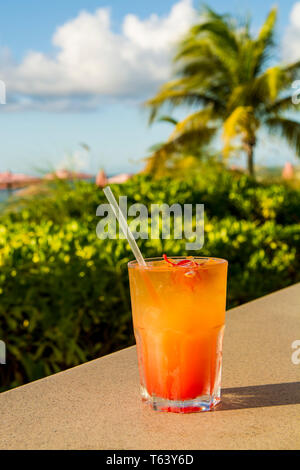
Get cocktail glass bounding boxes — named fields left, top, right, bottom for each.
left=128, top=256, right=228, bottom=413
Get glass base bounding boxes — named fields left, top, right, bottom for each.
left=140, top=386, right=221, bottom=413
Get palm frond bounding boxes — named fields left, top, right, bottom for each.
left=282, top=59, right=300, bottom=82
left=223, top=106, right=259, bottom=155
left=250, top=65, right=293, bottom=109
left=265, top=117, right=300, bottom=156
left=175, top=8, right=240, bottom=83
left=256, top=7, right=277, bottom=47
left=169, top=108, right=216, bottom=141
left=253, top=7, right=277, bottom=73
left=145, top=78, right=224, bottom=124
left=147, top=142, right=166, bottom=153
left=156, top=116, right=178, bottom=126
left=188, top=8, right=239, bottom=54
left=145, top=87, right=207, bottom=124
left=144, top=108, right=218, bottom=176
left=146, top=126, right=216, bottom=164
left=143, top=147, right=171, bottom=177
left=266, top=95, right=300, bottom=113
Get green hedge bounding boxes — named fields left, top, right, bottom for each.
left=0, top=172, right=299, bottom=391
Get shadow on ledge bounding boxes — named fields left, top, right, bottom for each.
left=218, top=382, right=300, bottom=411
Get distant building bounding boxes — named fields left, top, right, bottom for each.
left=107, top=173, right=133, bottom=184
left=282, top=162, right=294, bottom=180
left=96, top=170, right=133, bottom=187
left=95, top=169, right=108, bottom=187
left=0, top=171, right=41, bottom=190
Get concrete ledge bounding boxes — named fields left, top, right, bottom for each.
left=0, top=284, right=299, bottom=450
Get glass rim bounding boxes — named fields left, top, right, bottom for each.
left=128, top=256, right=228, bottom=270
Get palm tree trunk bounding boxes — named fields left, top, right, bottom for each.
left=243, top=138, right=256, bottom=178
left=247, top=146, right=254, bottom=177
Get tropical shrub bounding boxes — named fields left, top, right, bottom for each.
left=0, top=171, right=299, bottom=391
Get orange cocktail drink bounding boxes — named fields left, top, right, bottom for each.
left=128, top=256, right=228, bottom=413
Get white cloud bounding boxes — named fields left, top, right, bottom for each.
left=0, top=0, right=195, bottom=111
left=282, top=2, right=300, bottom=62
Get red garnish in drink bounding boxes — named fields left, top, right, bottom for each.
left=177, top=259, right=195, bottom=266
left=163, top=254, right=177, bottom=266
left=163, top=254, right=198, bottom=267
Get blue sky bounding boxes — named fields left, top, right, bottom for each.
left=0, top=0, right=299, bottom=175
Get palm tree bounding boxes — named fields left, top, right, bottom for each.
left=146, top=6, right=300, bottom=177
left=143, top=114, right=217, bottom=177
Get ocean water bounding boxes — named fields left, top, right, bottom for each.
left=0, top=190, right=14, bottom=203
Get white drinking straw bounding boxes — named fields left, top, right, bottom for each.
left=103, top=186, right=147, bottom=266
